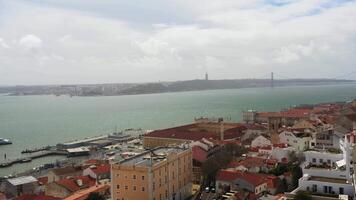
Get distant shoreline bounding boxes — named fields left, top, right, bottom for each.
left=2, top=78, right=355, bottom=97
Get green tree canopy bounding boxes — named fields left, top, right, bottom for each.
left=86, top=192, right=105, bottom=200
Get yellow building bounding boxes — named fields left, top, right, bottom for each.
left=111, top=147, right=192, bottom=200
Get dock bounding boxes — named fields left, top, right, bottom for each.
left=0, top=150, right=68, bottom=168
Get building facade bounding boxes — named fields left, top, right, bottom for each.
left=111, top=147, right=192, bottom=200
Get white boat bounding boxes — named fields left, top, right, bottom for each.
left=0, top=138, right=12, bottom=145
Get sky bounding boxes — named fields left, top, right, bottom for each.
left=0, top=0, right=356, bottom=85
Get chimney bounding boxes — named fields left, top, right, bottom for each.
left=220, top=122, right=224, bottom=141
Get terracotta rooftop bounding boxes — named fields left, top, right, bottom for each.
left=14, top=195, right=61, bottom=200
left=216, top=170, right=268, bottom=187
left=144, top=122, right=247, bottom=141
left=37, top=177, right=48, bottom=185
left=346, top=113, right=356, bottom=122
left=228, top=157, right=266, bottom=169
left=55, top=176, right=95, bottom=193
left=258, top=108, right=312, bottom=119
left=64, top=184, right=110, bottom=200
left=90, top=164, right=110, bottom=175
left=51, top=166, right=82, bottom=176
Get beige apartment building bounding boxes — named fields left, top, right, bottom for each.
left=111, top=147, right=192, bottom=200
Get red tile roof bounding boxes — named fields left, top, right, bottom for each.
left=216, top=170, right=267, bottom=187
left=346, top=113, right=356, bottom=122
left=64, top=184, right=110, bottom=200
left=15, top=194, right=61, bottom=200
left=258, top=108, right=312, bottom=119
left=144, top=123, right=247, bottom=141
left=192, top=146, right=208, bottom=163
left=56, top=176, right=95, bottom=193
left=52, top=166, right=82, bottom=176
left=37, top=177, right=48, bottom=185
left=90, top=164, right=110, bottom=175
left=84, top=159, right=101, bottom=165
left=228, top=157, right=266, bottom=169
left=273, top=143, right=288, bottom=148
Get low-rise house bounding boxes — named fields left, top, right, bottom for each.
left=3, top=176, right=38, bottom=198
left=279, top=130, right=312, bottom=151
left=270, top=144, right=295, bottom=162
left=241, top=124, right=268, bottom=143
left=255, top=143, right=294, bottom=163
left=47, top=166, right=83, bottom=183
left=216, top=170, right=266, bottom=195
left=292, top=119, right=317, bottom=132
left=251, top=135, right=271, bottom=148
left=227, top=157, right=269, bottom=173
left=313, top=129, right=341, bottom=149
left=82, top=164, right=110, bottom=183
left=45, top=176, right=95, bottom=199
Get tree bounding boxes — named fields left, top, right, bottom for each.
left=86, top=192, right=105, bottom=200
left=201, top=143, right=247, bottom=185
left=291, top=165, right=303, bottom=189
left=293, top=191, right=312, bottom=200
left=275, top=178, right=288, bottom=194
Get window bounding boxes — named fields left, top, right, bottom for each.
left=312, top=158, right=316, bottom=163
left=133, top=186, right=136, bottom=191
left=153, top=182, right=155, bottom=190
left=320, top=159, right=323, bottom=163
left=324, top=186, right=327, bottom=193
left=133, top=175, right=136, bottom=179
left=142, top=187, right=145, bottom=191
left=327, top=159, right=331, bottom=164
left=125, top=186, right=128, bottom=190
left=312, top=185, right=317, bottom=192
left=339, top=187, right=344, bottom=194
left=117, top=185, right=120, bottom=189
left=142, top=176, right=145, bottom=180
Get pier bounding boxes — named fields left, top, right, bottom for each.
left=0, top=150, right=68, bottom=168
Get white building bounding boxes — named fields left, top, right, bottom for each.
left=295, top=135, right=355, bottom=198
left=251, top=135, right=271, bottom=148
left=279, top=130, right=312, bottom=151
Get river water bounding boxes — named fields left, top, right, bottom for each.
left=1, top=84, right=356, bottom=176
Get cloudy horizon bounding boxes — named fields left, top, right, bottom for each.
left=0, top=0, right=356, bottom=85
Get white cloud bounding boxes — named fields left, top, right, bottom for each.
left=0, top=38, right=9, bottom=48
left=0, top=0, right=355, bottom=84
left=19, top=34, right=43, bottom=50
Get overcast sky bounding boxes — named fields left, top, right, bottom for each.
left=0, top=0, right=355, bottom=85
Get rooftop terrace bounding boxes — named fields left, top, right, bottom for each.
left=117, top=147, right=188, bottom=167
left=309, top=176, right=349, bottom=184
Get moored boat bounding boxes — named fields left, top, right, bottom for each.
left=0, top=138, right=12, bottom=145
